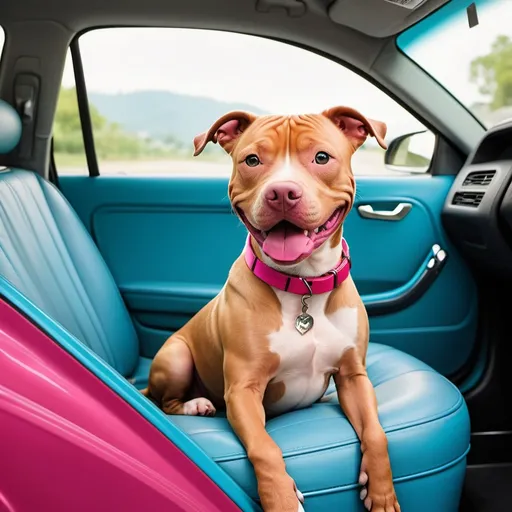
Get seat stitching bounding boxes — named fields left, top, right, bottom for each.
left=266, top=370, right=458, bottom=435
left=32, top=174, right=117, bottom=367
left=0, top=203, right=27, bottom=288
left=298, top=447, right=470, bottom=498
left=11, top=174, right=94, bottom=347
left=179, top=387, right=465, bottom=461
left=274, top=393, right=464, bottom=456
left=5, top=172, right=115, bottom=366
left=0, top=178, right=67, bottom=322
left=322, top=366, right=435, bottom=392
left=41, top=176, right=133, bottom=370
left=366, top=367, right=444, bottom=388
left=0, top=181, right=43, bottom=298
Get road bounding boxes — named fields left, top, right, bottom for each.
left=58, top=149, right=399, bottom=177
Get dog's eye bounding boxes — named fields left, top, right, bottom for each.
left=245, top=154, right=261, bottom=167
left=314, top=151, right=330, bottom=165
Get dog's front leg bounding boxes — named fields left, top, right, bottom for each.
left=224, top=354, right=303, bottom=512
left=334, top=347, right=400, bottom=512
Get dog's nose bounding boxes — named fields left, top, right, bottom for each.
left=264, top=182, right=303, bottom=211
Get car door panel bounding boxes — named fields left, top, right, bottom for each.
left=59, top=173, right=477, bottom=377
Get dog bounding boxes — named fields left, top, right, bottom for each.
left=142, top=106, right=400, bottom=512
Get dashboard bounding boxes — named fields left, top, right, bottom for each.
left=442, top=119, right=512, bottom=276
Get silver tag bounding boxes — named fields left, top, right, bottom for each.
left=295, top=312, right=314, bottom=335
left=295, top=279, right=314, bottom=335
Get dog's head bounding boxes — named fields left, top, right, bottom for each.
left=194, top=107, right=387, bottom=266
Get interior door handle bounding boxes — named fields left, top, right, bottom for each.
left=357, top=202, right=412, bottom=221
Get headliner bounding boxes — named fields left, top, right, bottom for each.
left=1, top=0, right=448, bottom=38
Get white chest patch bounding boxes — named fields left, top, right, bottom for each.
left=265, top=289, right=357, bottom=415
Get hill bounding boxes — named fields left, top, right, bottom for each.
left=88, top=90, right=268, bottom=146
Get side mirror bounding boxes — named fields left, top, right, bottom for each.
left=384, top=130, right=436, bottom=174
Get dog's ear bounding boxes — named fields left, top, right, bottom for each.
left=193, top=111, right=257, bottom=156
left=322, top=106, right=387, bottom=151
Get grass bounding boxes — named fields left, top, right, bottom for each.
left=54, top=153, right=88, bottom=167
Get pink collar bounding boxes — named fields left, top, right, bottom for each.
left=244, top=235, right=351, bottom=295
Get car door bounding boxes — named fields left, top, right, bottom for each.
left=55, top=27, right=478, bottom=385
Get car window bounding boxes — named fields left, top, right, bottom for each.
left=398, top=0, right=512, bottom=129
left=55, top=28, right=430, bottom=177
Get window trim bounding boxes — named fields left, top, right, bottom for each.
left=57, top=27, right=460, bottom=178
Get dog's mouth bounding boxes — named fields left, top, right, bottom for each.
left=237, top=206, right=346, bottom=265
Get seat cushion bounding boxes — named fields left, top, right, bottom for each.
left=128, top=356, right=152, bottom=389
left=171, top=343, right=470, bottom=511
left=0, top=168, right=139, bottom=377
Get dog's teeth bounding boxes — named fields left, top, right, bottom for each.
left=304, top=230, right=308, bottom=236
left=314, top=227, right=319, bottom=234
left=261, top=230, right=267, bottom=239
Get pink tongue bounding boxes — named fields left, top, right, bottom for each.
left=262, top=223, right=314, bottom=262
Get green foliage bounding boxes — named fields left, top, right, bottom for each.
left=53, top=87, right=261, bottom=162
left=53, top=87, right=179, bottom=159
left=470, top=35, right=512, bottom=110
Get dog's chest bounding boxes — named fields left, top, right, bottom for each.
left=265, top=289, right=357, bottom=415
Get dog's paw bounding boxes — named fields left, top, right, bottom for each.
left=359, top=471, right=400, bottom=512
left=182, top=397, right=216, bottom=416
left=258, top=474, right=303, bottom=512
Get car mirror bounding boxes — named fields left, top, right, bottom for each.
left=384, top=130, right=436, bottom=174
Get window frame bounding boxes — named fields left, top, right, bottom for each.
left=56, top=28, right=461, bottom=179
left=69, top=39, right=100, bottom=177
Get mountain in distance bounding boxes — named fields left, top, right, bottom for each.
left=88, top=90, right=268, bottom=146
left=88, top=89, right=412, bottom=149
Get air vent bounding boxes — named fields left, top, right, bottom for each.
left=462, top=170, right=496, bottom=186
left=452, top=191, right=484, bottom=207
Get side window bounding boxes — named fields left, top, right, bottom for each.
left=54, top=50, right=88, bottom=175
left=55, top=28, right=432, bottom=177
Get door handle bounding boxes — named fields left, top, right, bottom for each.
left=357, top=202, right=412, bottom=221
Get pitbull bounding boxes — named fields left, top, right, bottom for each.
left=142, top=106, right=400, bottom=512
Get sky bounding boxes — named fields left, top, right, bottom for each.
left=1, top=1, right=510, bottom=136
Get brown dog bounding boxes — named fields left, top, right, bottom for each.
left=142, top=106, right=400, bottom=512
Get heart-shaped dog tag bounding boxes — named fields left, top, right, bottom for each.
left=295, top=313, right=314, bottom=335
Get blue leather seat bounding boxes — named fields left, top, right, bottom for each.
left=173, top=344, right=470, bottom=510
left=0, top=100, right=470, bottom=511
left=0, top=162, right=152, bottom=384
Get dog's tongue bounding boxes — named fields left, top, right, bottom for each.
left=262, top=223, right=314, bottom=262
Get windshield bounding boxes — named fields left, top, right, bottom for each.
left=398, top=0, right=512, bottom=129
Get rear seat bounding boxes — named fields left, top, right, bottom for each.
left=0, top=100, right=470, bottom=511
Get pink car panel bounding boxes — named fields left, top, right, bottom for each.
left=0, top=297, right=240, bottom=512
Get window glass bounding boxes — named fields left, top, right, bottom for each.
left=398, top=0, right=512, bottom=129
left=54, top=50, right=88, bottom=175
left=57, top=28, right=429, bottom=176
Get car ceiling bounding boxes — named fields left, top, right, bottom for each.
left=1, top=0, right=448, bottom=38
left=0, top=0, right=452, bottom=100
left=1, top=0, right=483, bottom=178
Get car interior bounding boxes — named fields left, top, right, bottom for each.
left=1, top=0, right=511, bottom=510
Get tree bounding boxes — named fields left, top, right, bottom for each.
left=53, top=87, right=164, bottom=159
left=470, top=35, right=512, bottom=110
left=53, top=87, right=108, bottom=154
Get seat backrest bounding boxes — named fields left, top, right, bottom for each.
left=0, top=100, right=139, bottom=377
